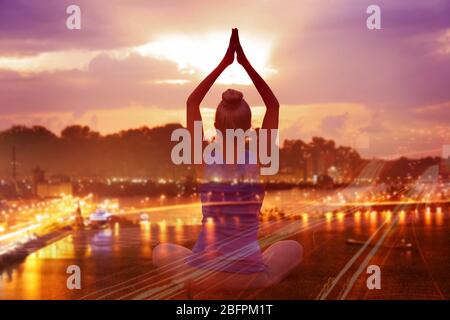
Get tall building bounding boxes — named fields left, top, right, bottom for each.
left=32, top=167, right=72, bottom=198
left=32, top=166, right=45, bottom=195
left=11, top=146, right=20, bottom=195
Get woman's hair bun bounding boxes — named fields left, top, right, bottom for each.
left=222, top=89, right=244, bottom=109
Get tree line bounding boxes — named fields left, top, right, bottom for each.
left=0, top=124, right=444, bottom=182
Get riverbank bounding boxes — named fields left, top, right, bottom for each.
left=0, top=227, right=72, bottom=271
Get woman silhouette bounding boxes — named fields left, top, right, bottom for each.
left=153, top=29, right=302, bottom=292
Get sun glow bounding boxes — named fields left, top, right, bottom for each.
left=134, top=32, right=277, bottom=85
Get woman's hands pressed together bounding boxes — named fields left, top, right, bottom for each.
left=222, top=28, right=238, bottom=67
left=222, top=28, right=249, bottom=68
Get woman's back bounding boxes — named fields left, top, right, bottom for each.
left=187, top=150, right=267, bottom=273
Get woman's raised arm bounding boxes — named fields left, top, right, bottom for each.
left=186, top=29, right=238, bottom=136
left=235, top=30, right=279, bottom=130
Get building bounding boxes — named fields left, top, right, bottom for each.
left=32, top=167, right=73, bottom=198
left=36, top=182, right=73, bottom=198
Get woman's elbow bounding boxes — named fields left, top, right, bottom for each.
left=271, top=100, right=280, bottom=110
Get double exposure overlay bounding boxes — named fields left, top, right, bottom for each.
left=0, top=0, right=449, bottom=301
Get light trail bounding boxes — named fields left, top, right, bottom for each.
left=0, top=223, right=41, bottom=242
left=333, top=166, right=439, bottom=299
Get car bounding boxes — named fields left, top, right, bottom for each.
left=89, top=209, right=113, bottom=225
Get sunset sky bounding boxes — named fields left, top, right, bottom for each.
left=0, top=0, right=449, bottom=158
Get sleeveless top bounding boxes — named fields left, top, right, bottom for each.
left=186, top=149, right=267, bottom=274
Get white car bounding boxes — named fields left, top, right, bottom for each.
left=89, top=209, right=112, bottom=223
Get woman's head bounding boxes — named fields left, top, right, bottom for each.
left=214, top=89, right=251, bottom=132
